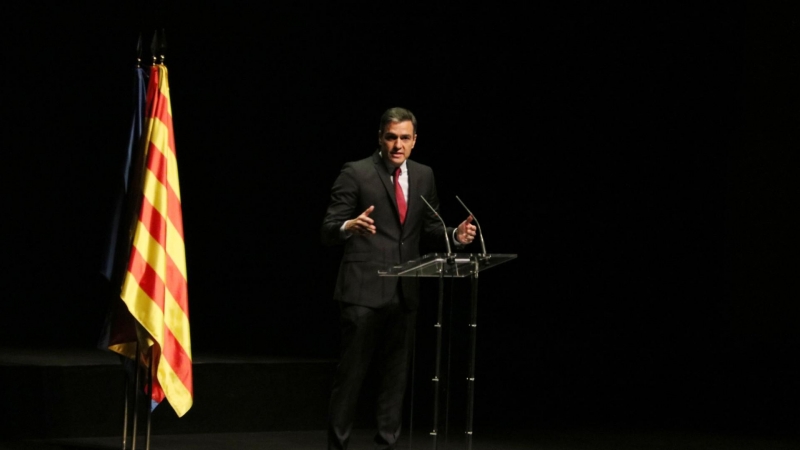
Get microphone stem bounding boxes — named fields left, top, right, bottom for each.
left=455, top=196, right=487, bottom=259
left=420, top=195, right=454, bottom=262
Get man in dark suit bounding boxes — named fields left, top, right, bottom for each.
left=321, top=107, right=475, bottom=450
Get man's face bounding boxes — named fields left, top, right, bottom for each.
left=379, top=120, right=416, bottom=167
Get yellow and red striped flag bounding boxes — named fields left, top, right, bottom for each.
left=115, top=63, right=193, bottom=417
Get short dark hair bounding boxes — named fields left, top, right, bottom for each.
left=379, top=107, right=417, bottom=134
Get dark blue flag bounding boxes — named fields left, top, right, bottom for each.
left=98, top=64, right=148, bottom=353
left=100, top=65, right=148, bottom=283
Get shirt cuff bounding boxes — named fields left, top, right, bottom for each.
left=340, top=221, right=352, bottom=239
left=452, top=229, right=464, bottom=247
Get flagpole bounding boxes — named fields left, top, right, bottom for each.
left=121, top=374, right=129, bottom=450
left=143, top=32, right=158, bottom=450
left=146, top=347, right=153, bottom=450
left=131, top=341, right=141, bottom=450
left=122, top=39, right=144, bottom=450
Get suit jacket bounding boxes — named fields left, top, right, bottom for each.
left=321, top=151, right=453, bottom=310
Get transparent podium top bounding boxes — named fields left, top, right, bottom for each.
left=378, top=253, right=517, bottom=278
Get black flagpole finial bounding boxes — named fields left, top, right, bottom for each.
left=157, top=29, right=167, bottom=64
left=135, top=33, right=143, bottom=67
left=150, top=30, right=158, bottom=65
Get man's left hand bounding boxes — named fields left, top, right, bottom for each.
left=456, top=215, right=477, bottom=245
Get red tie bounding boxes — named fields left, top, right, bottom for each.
left=394, top=167, right=407, bottom=224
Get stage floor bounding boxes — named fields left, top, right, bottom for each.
left=3, top=427, right=800, bottom=450
left=3, top=348, right=799, bottom=449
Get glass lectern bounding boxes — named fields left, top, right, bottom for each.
left=380, top=252, right=517, bottom=450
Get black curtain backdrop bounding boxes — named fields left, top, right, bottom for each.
left=3, top=0, right=797, bottom=437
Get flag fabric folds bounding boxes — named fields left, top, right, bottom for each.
left=98, top=65, right=148, bottom=354
left=112, top=63, right=193, bottom=417
left=100, top=65, right=148, bottom=284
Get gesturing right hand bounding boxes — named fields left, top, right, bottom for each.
left=345, top=206, right=376, bottom=236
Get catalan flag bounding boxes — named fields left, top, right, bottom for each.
left=115, top=63, right=193, bottom=417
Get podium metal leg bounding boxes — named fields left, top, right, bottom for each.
left=431, top=267, right=445, bottom=449
left=444, top=277, right=455, bottom=450
left=409, top=327, right=416, bottom=450
left=465, top=260, right=479, bottom=450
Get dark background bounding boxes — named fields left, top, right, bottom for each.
left=3, top=0, right=797, bottom=438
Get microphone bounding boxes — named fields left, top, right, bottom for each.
left=455, top=195, right=488, bottom=260
left=420, top=195, right=455, bottom=264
